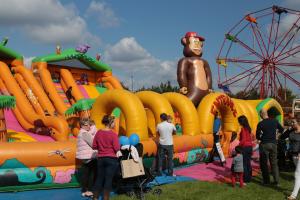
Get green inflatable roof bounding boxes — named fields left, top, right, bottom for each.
left=0, top=44, right=23, bottom=60
left=32, top=48, right=112, bottom=72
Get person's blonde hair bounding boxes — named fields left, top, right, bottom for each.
left=260, top=109, right=268, bottom=119
left=80, top=118, right=90, bottom=127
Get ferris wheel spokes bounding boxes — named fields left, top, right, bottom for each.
left=217, top=5, right=300, bottom=99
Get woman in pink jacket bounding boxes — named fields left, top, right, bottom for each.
left=76, top=119, right=98, bottom=197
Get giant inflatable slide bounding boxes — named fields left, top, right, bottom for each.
left=0, top=41, right=283, bottom=191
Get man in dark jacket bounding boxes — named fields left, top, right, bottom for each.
left=256, top=109, right=284, bottom=185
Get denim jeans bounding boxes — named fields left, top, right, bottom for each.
left=80, top=159, right=97, bottom=192
left=157, top=144, right=174, bottom=176
left=93, top=157, right=118, bottom=192
left=259, top=143, right=279, bottom=184
left=242, top=146, right=252, bottom=183
left=291, top=157, right=300, bottom=198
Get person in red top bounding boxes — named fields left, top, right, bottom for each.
left=92, top=115, right=120, bottom=200
left=238, top=115, right=253, bottom=183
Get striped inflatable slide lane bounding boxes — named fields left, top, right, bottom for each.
left=81, top=85, right=101, bottom=99
left=53, top=82, right=71, bottom=107
left=77, top=85, right=91, bottom=99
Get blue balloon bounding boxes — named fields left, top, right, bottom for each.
left=119, top=136, right=130, bottom=146
left=129, top=133, right=140, bottom=146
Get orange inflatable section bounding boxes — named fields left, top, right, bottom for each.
left=0, top=141, right=76, bottom=167
left=38, top=66, right=68, bottom=115
left=0, top=62, right=69, bottom=141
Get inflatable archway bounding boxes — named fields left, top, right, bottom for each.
left=135, top=91, right=174, bottom=137
left=90, top=89, right=148, bottom=140
left=232, top=99, right=259, bottom=132
left=163, top=92, right=200, bottom=136
left=197, top=92, right=239, bottom=134
left=256, top=98, right=283, bottom=124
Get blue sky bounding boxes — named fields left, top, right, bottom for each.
left=0, top=0, right=299, bottom=95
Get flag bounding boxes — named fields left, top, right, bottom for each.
left=219, top=84, right=232, bottom=94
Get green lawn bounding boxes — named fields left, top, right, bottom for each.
left=112, top=172, right=295, bottom=200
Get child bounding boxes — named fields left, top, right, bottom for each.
left=229, top=132, right=239, bottom=157
left=167, top=115, right=173, bottom=123
left=231, top=146, right=244, bottom=188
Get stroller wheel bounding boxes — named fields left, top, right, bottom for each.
left=135, top=191, right=145, bottom=200
left=143, top=186, right=152, bottom=193
left=126, top=191, right=135, bottom=198
left=152, top=188, right=162, bottom=195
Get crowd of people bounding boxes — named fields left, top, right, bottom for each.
left=75, top=109, right=300, bottom=200
left=75, top=112, right=177, bottom=199
left=227, top=109, right=300, bottom=200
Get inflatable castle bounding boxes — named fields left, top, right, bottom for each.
left=0, top=37, right=283, bottom=191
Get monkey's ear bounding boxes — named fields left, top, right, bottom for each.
left=181, top=37, right=187, bottom=46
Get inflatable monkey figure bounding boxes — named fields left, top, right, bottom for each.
left=177, top=32, right=212, bottom=106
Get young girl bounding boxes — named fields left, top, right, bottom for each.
left=229, top=132, right=239, bottom=157
left=238, top=115, right=253, bottom=183
left=231, top=146, right=244, bottom=188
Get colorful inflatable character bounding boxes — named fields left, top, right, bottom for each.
left=177, top=32, right=212, bottom=106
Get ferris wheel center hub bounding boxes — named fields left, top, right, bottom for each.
left=263, top=59, right=270, bottom=65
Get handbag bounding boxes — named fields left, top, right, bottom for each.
left=120, top=151, right=145, bottom=178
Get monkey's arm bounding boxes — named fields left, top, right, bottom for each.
left=177, top=58, right=189, bottom=88
left=203, top=59, right=212, bottom=89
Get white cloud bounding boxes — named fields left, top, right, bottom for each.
left=271, top=3, right=300, bottom=48
left=104, top=37, right=152, bottom=62
left=284, top=0, right=300, bottom=9
left=0, top=0, right=100, bottom=45
left=103, top=37, right=177, bottom=90
left=86, top=1, right=120, bottom=28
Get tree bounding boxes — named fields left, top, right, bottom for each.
left=136, top=81, right=179, bottom=93
left=0, top=95, right=16, bottom=142
left=120, top=82, right=129, bottom=91
left=230, top=87, right=297, bottom=106
left=277, top=88, right=297, bottom=107
left=65, top=98, right=95, bottom=119
left=230, top=88, right=260, bottom=100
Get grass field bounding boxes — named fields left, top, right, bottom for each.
left=111, top=171, right=295, bottom=200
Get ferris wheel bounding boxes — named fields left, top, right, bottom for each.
left=217, top=5, right=300, bottom=99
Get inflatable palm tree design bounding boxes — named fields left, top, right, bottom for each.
left=65, top=98, right=95, bottom=119
left=0, top=95, right=16, bottom=142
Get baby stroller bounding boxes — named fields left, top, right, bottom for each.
left=113, top=143, right=162, bottom=200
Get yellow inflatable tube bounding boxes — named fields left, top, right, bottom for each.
left=256, top=98, right=284, bottom=124
left=232, top=99, right=258, bottom=131
left=163, top=92, right=200, bottom=136
left=135, top=91, right=174, bottom=137
left=90, top=89, right=148, bottom=140
left=197, top=92, right=239, bottom=134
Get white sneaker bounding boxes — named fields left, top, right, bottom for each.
left=82, top=191, right=93, bottom=197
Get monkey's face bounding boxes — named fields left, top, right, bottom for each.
left=188, top=37, right=203, bottom=56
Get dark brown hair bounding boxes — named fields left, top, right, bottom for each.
left=102, top=115, right=115, bottom=126
left=238, top=115, right=251, bottom=133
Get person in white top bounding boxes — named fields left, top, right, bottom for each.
left=156, top=113, right=176, bottom=176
